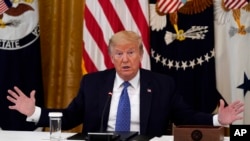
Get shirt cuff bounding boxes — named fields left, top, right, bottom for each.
left=213, top=114, right=221, bottom=126
left=26, top=106, right=41, bottom=123
left=213, top=114, right=229, bottom=127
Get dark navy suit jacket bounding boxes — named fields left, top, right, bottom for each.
left=38, top=68, right=213, bottom=136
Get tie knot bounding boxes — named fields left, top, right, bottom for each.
left=123, top=81, right=130, bottom=88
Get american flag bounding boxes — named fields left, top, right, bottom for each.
left=156, top=0, right=185, bottom=14
left=224, top=0, right=249, bottom=9
left=82, top=0, right=150, bottom=74
left=0, top=0, right=9, bottom=14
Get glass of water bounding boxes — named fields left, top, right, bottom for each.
left=49, top=112, right=63, bottom=141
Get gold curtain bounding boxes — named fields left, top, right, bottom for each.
left=39, top=0, right=84, bottom=132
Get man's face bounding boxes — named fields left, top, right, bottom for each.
left=110, top=42, right=143, bottom=81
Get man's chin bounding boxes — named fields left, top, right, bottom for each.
left=119, top=71, right=134, bottom=80
left=121, top=69, right=132, bottom=74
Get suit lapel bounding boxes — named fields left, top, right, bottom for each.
left=139, top=69, right=153, bottom=134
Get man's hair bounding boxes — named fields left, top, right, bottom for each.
left=108, top=30, right=143, bottom=54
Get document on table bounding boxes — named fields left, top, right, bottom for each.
left=149, top=136, right=230, bottom=141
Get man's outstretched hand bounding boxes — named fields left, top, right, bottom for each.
left=7, top=86, right=36, bottom=117
left=218, top=99, right=244, bottom=125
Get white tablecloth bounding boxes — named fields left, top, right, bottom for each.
left=0, top=130, right=78, bottom=141
left=0, top=130, right=230, bottom=141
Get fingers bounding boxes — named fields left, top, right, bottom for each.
left=7, top=86, right=36, bottom=105
left=7, top=86, right=25, bottom=99
left=231, top=100, right=244, bottom=122
left=8, top=105, right=17, bottom=110
left=6, top=95, right=18, bottom=110
left=234, top=116, right=243, bottom=121
left=7, top=89, right=19, bottom=99
left=221, top=99, right=244, bottom=111
left=13, top=86, right=26, bottom=97
left=230, top=100, right=244, bottom=113
left=6, top=95, right=17, bottom=104
left=235, top=106, right=244, bottom=114
left=233, top=101, right=244, bottom=109
left=7, top=86, right=36, bottom=99
left=231, top=100, right=241, bottom=107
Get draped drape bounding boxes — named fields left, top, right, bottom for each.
left=39, top=0, right=84, bottom=132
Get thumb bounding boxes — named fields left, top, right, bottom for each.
left=30, top=90, right=36, bottom=101
left=218, top=99, right=225, bottom=112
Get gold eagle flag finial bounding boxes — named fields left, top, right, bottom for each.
left=0, top=0, right=34, bottom=28
left=155, top=0, right=213, bottom=41
left=222, top=0, right=250, bottom=35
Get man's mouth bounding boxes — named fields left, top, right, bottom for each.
left=122, top=66, right=130, bottom=69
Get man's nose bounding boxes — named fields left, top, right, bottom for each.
left=122, top=53, right=129, bottom=61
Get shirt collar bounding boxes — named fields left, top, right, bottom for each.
left=114, top=70, right=140, bottom=89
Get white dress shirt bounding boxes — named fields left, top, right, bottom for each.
left=107, top=71, right=140, bottom=132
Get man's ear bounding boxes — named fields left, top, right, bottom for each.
left=140, top=52, right=144, bottom=61
left=110, top=55, right=114, bottom=63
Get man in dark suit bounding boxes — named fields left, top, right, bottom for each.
left=7, top=30, right=244, bottom=137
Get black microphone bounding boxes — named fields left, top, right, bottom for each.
left=88, top=91, right=138, bottom=141
left=100, top=91, right=112, bottom=132
left=67, top=92, right=115, bottom=141
left=87, top=92, right=120, bottom=141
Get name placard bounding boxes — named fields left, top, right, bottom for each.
left=230, top=125, right=250, bottom=141
left=173, top=125, right=224, bottom=141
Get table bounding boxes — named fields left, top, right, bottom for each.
left=0, top=130, right=230, bottom=141
left=0, top=130, right=78, bottom=141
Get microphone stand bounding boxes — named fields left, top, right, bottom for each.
left=100, top=92, right=112, bottom=132
left=88, top=92, right=120, bottom=141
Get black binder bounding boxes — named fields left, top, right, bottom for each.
left=67, top=131, right=138, bottom=141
